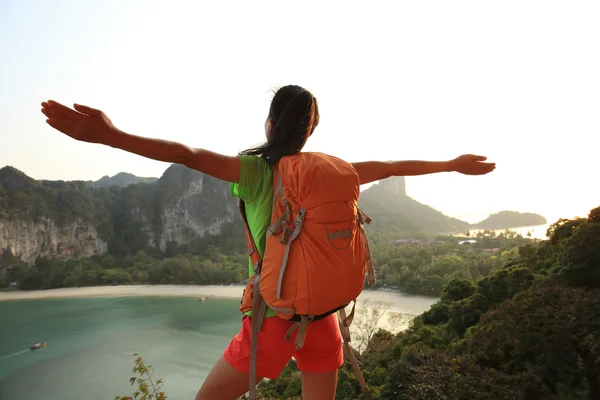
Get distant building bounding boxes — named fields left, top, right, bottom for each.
left=458, top=240, right=478, bottom=245
left=432, top=252, right=457, bottom=262
left=390, top=239, right=444, bottom=247
left=483, top=248, right=501, bottom=253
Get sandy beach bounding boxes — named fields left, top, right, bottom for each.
left=0, top=284, right=245, bottom=302
left=0, top=285, right=438, bottom=317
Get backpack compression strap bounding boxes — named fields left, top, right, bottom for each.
left=358, top=209, right=376, bottom=286
left=238, top=200, right=267, bottom=400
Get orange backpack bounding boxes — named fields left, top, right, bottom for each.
left=238, top=152, right=376, bottom=400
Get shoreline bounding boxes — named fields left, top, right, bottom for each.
left=0, top=284, right=245, bottom=302
left=0, top=284, right=439, bottom=316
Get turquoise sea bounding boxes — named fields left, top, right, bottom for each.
left=0, top=297, right=242, bottom=400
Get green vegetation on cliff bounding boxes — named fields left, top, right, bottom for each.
left=0, top=166, right=111, bottom=225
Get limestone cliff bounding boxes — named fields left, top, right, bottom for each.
left=0, top=218, right=108, bottom=262
left=0, top=165, right=238, bottom=264
left=153, top=166, right=238, bottom=250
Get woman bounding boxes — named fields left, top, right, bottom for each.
left=41, top=85, right=495, bottom=400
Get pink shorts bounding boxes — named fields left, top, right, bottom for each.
left=223, top=314, right=344, bottom=379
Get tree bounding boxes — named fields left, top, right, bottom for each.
left=352, top=298, right=406, bottom=355
left=384, top=343, right=539, bottom=400
left=560, top=207, right=600, bottom=288
left=422, top=302, right=450, bottom=325
left=475, top=267, right=536, bottom=306
left=102, top=269, right=133, bottom=285
left=465, top=284, right=600, bottom=399
left=449, top=293, right=490, bottom=336
left=441, top=279, right=476, bottom=302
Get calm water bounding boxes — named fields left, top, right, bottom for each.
left=0, top=292, right=437, bottom=400
left=0, top=297, right=241, bottom=400
left=467, top=224, right=551, bottom=240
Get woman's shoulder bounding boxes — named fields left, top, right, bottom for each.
left=231, top=155, right=272, bottom=201
left=240, top=155, right=272, bottom=179
left=239, top=154, right=270, bottom=169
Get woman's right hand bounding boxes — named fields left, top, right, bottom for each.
left=41, top=99, right=241, bottom=183
left=41, top=100, right=120, bottom=145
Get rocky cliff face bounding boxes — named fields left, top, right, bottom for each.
left=0, top=165, right=238, bottom=264
left=155, top=173, right=238, bottom=250
left=0, top=218, right=108, bottom=263
left=374, top=176, right=407, bottom=197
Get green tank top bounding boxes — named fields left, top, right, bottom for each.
left=230, top=155, right=277, bottom=318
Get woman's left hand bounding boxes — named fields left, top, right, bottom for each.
left=449, top=154, right=496, bottom=175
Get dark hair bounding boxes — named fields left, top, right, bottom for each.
left=240, top=85, right=320, bottom=166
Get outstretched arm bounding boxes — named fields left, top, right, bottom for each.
left=352, top=156, right=496, bottom=185
left=41, top=101, right=240, bottom=183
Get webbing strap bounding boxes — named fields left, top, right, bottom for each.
left=358, top=208, right=376, bottom=286
left=343, top=300, right=356, bottom=327
left=358, top=209, right=372, bottom=225
left=342, top=341, right=371, bottom=399
left=337, top=309, right=351, bottom=341
left=267, top=211, right=287, bottom=237
left=276, top=208, right=306, bottom=299
left=284, top=315, right=312, bottom=350
left=269, top=171, right=291, bottom=241
left=272, top=171, right=284, bottom=211
left=267, top=303, right=294, bottom=315
left=248, top=275, right=267, bottom=400
left=239, top=200, right=263, bottom=273
left=363, top=229, right=375, bottom=286
left=337, top=308, right=371, bottom=398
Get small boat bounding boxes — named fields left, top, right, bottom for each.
left=199, top=297, right=207, bottom=303
left=29, top=342, right=46, bottom=351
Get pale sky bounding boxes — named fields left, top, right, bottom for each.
left=1, top=0, right=598, bottom=223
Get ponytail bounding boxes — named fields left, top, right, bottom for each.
left=241, top=85, right=319, bottom=166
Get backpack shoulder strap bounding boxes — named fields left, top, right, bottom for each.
left=238, top=199, right=262, bottom=272
left=238, top=199, right=267, bottom=400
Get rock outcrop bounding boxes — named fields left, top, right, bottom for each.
left=0, top=164, right=238, bottom=263
left=0, top=218, right=108, bottom=262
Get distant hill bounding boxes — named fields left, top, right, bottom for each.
left=472, top=211, right=547, bottom=230
left=87, top=172, right=158, bottom=188
left=0, top=166, right=37, bottom=191
left=359, top=177, right=470, bottom=234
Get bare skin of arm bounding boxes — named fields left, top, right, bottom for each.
left=352, top=156, right=496, bottom=185
left=41, top=101, right=495, bottom=186
left=40, top=100, right=241, bottom=183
